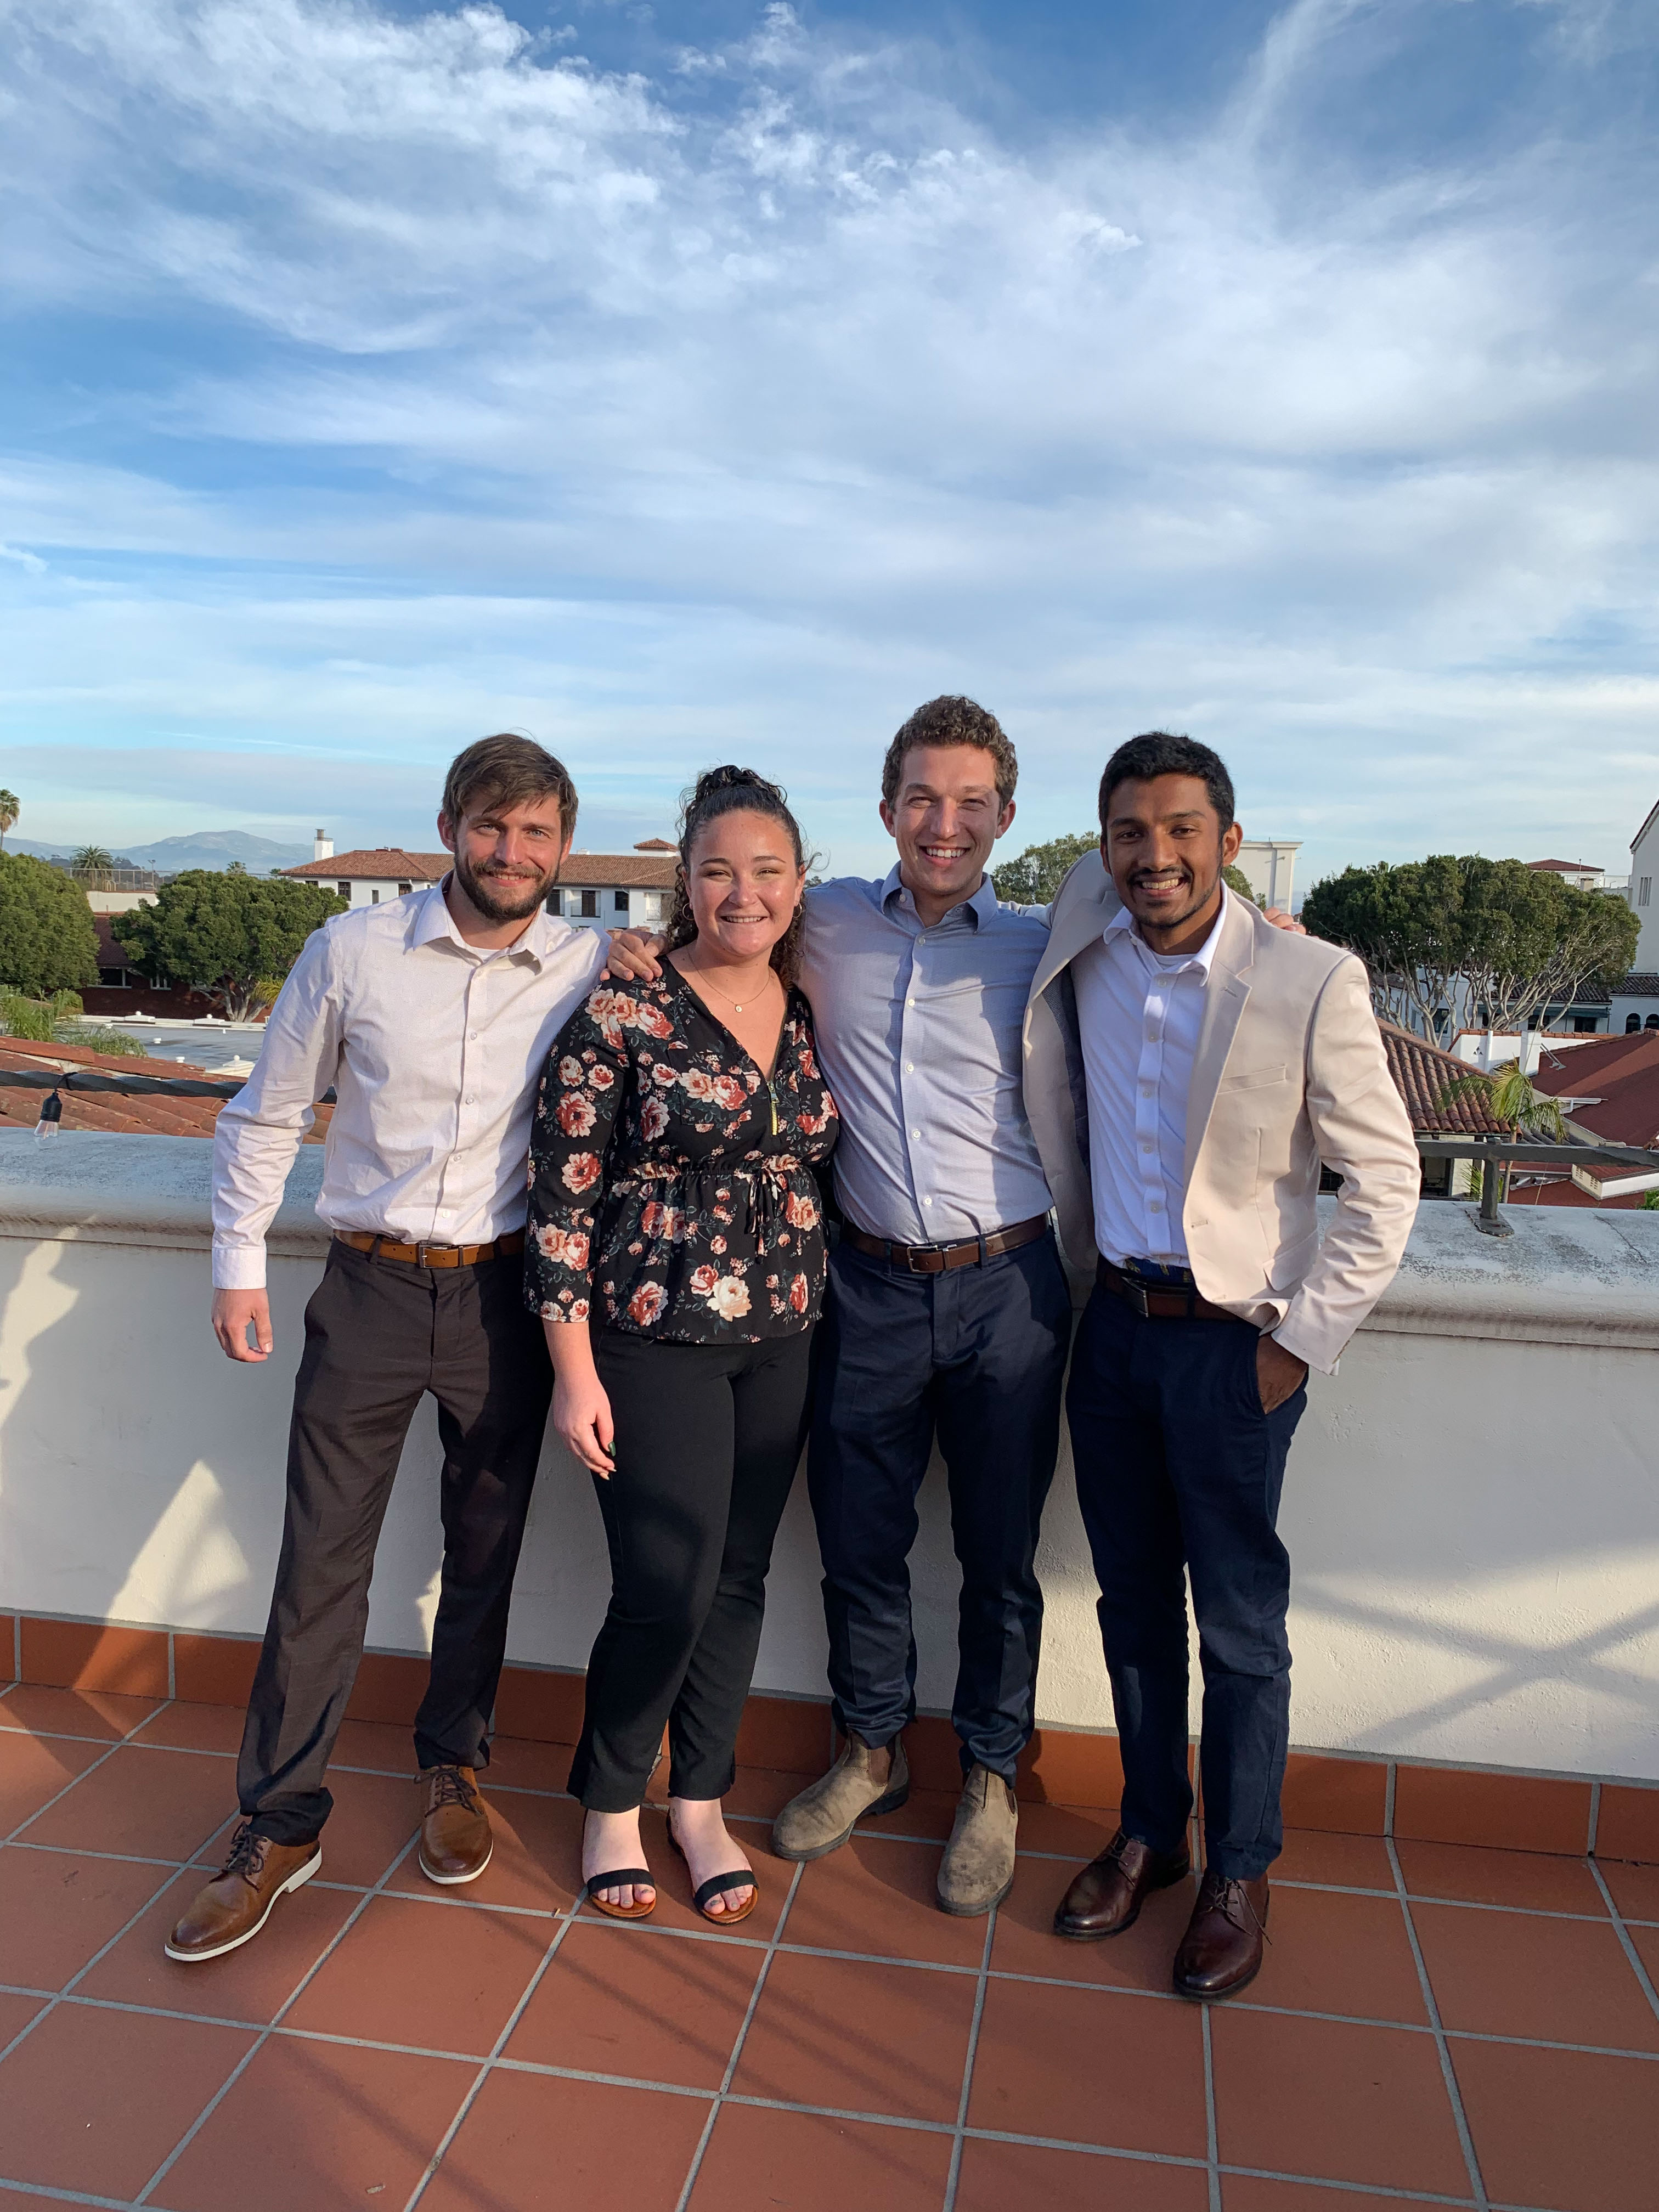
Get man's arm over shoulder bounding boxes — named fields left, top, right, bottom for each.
left=1273, top=953, right=1420, bottom=1376
left=211, top=923, right=345, bottom=1292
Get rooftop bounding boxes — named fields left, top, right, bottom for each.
left=1381, top=1023, right=1505, bottom=1135
left=0, top=1675, right=1654, bottom=2211
left=0, top=1037, right=331, bottom=1143
left=284, top=848, right=678, bottom=889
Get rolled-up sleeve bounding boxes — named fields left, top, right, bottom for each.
left=524, top=996, right=628, bottom=1321
left=211, top=928, right=344, bottom=1289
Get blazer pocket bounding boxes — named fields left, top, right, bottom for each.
left=1218, top=1064, right=1289, bottom=1093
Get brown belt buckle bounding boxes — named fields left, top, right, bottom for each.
left=1117, top=1269, right=1152, bottom=1318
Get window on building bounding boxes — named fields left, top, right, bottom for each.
left=336, top=882, right=350, bottom=900
left=580, top=890, right=599, bottom=917
left=614, top=889, right=630, bottom=914
left=1642, top=878, right=1652, bottom=907
left=545, top=888, right=562, bottom=916
left=1573, top=1015, right=1599, bottom=1032
left=371, top=888, right=381, bottom=904
left=397, top=881, right=411, bottom=896
left=1646, top=1015, right=1659, bottom=1031
left=1628, top=1015, right=1643, bottom=1032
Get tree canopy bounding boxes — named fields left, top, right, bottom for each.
left=0, top=854, right=100, bottom=996
left=115, top=871, right=346, bottom=1018
left=991, top=831, right=1098, bottom=906
left=1300, top=856, right=1639, bottom=1037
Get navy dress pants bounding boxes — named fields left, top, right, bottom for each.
left=1065, top=1285, right=1307, bottom=1882
left=807, top=1234, right=1072, bottom=1781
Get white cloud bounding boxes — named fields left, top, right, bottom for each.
left=0, top=0, right=1655, bottom=877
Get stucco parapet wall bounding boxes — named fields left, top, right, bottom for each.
left=2, top=1131, right=1659, bottom=1348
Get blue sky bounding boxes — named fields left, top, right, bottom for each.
left=2, top=0, right=1656, bottom=883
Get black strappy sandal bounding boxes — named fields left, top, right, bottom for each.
left=582, top=1867, right=658, bottom=1921
left=667, top=1819, right=758, bottom=1927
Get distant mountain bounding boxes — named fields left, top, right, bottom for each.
left=1, top=830, right=313, bottom=874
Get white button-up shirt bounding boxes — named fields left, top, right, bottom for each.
left=211, top=882, right=608, bottom=1288
left=1070, top=891, right=1228, bottom=1267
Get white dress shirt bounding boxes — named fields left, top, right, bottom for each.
left=211, top=882, right=608, bottom=1288
left=797, top=870, right=1054, bottom=1244
left=1070, top=890, right=1229, bottom=1267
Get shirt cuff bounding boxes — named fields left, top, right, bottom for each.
left=1269, top=1315, right=1334, bottom=1378
left=212, top=1242, right=268, bottom=1291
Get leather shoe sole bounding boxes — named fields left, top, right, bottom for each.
left=1053, top=1852, right=1190, bottom=1943
left=163, top=1845, right=322, bottom=1963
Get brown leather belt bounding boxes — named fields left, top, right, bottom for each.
left=1097, top=1257, right=1234, bottom=1322
left=841, top=1214, right=1050, bottom=1276
left=335, top=1229, right=526, bottom=1269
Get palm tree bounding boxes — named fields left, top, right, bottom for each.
left=0, top=791, right=17, bottom=853
left=72, top=844, right=116, bottom=889
left=1437, top=1057, right=1570, bottom=1207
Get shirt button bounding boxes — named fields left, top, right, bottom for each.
left=923, top=1196, right=933, bottom=1206
left=1149, top=1199, right=1162, bottom=1212
left=911, top=1128, right=921, bottom=1138
left=905, top=1062, right=915, bottom=1072
left=1141, top=1142, right=1153, bottom=1153
left=1140, top=1084, right=1153, bottom=1097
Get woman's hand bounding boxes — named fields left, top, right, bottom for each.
left=602, top=930, right=668, bottom=983
left=544, top=1316, right=616, bottom=1475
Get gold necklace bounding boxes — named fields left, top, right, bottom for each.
left=691, top=964, right=780, bottom=1017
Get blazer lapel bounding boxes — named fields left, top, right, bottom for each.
left=1030, top=850, right=1119, bottom=1002
left=1183, top=896, right=1259, bottom=1183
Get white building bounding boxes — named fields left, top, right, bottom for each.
left=283, top=834, right=676, bottom=930
left=1234, top=837, right=1300, bottom=911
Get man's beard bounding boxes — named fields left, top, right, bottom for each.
left=454, top=848, right=557, bottom=923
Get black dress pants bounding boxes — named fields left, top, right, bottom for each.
left=239, top=1240, right=552, bottom=1845
left=1065, top=1285, right=1307, bottom=1882
left=569, top=1327, right=814, bottom=1812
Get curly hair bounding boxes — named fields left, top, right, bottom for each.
left=1097, top=732, right=1235, bottom=832
left=880, top=695, right=1018, bottom=811
left=664, top=765, right=811, bottom=989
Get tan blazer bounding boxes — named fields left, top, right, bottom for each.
left=1023, top=855, right=1420, bottom=1374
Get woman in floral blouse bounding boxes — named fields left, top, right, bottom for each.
left=527, top=766, right=837, bottom=1923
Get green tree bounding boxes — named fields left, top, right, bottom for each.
left=72, top=844, right=117, bottom=889
left=0, top=791, right=18, bottom=853
left=115, top=871, right=346, bottom=1018
left=991, top=831, right=1098, bottom=906
left=0, top=854, right=100, bottom=995
left=1222, top=864, right=1261, bottom=906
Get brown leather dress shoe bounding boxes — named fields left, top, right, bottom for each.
left=1172, top=1868, right=1269, bottom=1998
left=1053, top=1827, right=1191, bottom=1940
left=419, top=1764, right=493, bottom=1886
left=164, top=1822, right=322, bottom=1962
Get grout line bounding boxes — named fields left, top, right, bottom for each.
left=2, top=1695, right=177, bottom=1847
left=1220, top=2163, right=1475, bottom=2205
left=166, top=1633, right=176, bottom=1703
left=940, top=1902, right=997, bottom=2212
left=11, top=1617, right=19, bottom=1681
left=1386, top=1835, right=1490, bottom=2211
left=672, top=1857, right=806, bottom=2212
left=1200, top=2000, right=1222, bottom=2212
left=1587, top=1780, right=1600, bottom=1858
left=1587, top=1856, right=1659, bottom=2027
left=132, top=1820, right=423, bottom=2204
left=402, top=1909, right=581, bottom=2211
left=0, top=2181, right=137, bottom=2209
left=1385, top=1759, right=1397, bottom=1837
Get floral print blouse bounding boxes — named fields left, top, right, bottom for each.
left=525, top=968, right=839, bottom=1344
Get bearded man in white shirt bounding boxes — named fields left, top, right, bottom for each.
left=166, top=734, right=608, bottom=1964
left=1023, top=731, right=1420, bottom=1999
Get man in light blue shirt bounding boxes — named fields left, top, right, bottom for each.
left=771, top=698, right=1074, bottom=1916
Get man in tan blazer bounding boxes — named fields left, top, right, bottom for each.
left=1023, top=730, right=1419, bottom=1997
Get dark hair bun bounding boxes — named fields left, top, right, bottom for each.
left=693, top=764, right=773, bottom=800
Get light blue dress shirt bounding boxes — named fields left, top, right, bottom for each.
left=797, top=867, right=1055, bottom=1245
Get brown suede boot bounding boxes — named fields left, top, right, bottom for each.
left=771, top=1733, right=910, bottom=1861
left=936, top=1765, right=1018, bottom=1917
left=165, top=1822, right=322, bottom=1963
left=418, top=1764, right=493, bottom=1886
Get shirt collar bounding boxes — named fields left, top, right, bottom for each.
left=409, top=876, right=557, bottom=969
left=879, top=864, right=997, bottom=930
left=1105, top=884, right=1232, bottom=976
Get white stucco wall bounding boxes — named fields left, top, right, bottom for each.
left=3, top=1132, right=1657, bottom=1781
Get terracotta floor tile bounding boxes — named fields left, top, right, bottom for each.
left=24, top=1745, right=235, bottom=1861
left=506, top=1919, right=763, bottom=2087
left=720, top=1764, right=820, bottom=1820
left=133, top=1700, right=247, bottom=1754
left=285, top=1892, right=551, bottom=2055
left=733, top=1950, right=975, bottom=2123
left=785, top=1835, right=985, bottom=1967
left=1013, top=1799, right=1122, bottom=1859
left=78, top=1866, right=359, bottom=2024
left=688, top=2102, right=951, bottom=2211
left=957, top=2137, right=1207, bottom=2211
left=0, top=1731, right=106, bottom=1836
left=1451, top=2036, right=1656, bottom=2212
left=1627, top=1921, right=1659, bottom=1987
left=860, top=1785, right=960, bottom=1842
left=258, top=1764, right=417, bottom=1887
left=384, top=1781, right=575, bottom=1910
left=1210, top=2008, right=1470, bottom=2197
left=968, top=1975, right=1206, bottom=2154
left=1599, top=1858, right=1659, bottom=1923
left=0, top=1992, right=46, bottom=2049
left=0, top=1844, right=175, bottom=1991
left=574, top=1809, right=792, bottom=1942
left=1412, top=1900, right=1659, bottom=2050
left=1396, top=1838, right=1607, bottom=1915
left=1222, top=2183, right=1457, bottom=2211
left=991, top=1859, right=1197, bottom=1991
left=0, top=2000, right=253, bottom=2198
left=0, top=1685, right=161, bottom=1741
left=150, top=2032, right=472, bottom=2212
left=327, top=1716, right=420, bottom=1773
left=1245, top=1884, right=1426, bottom=2024
left=421, top=2068, right=708, bottom=2212
left=1274, top=1829, right=1395, bottom=1891
left=482, top=1733, right=574, bottom=1793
